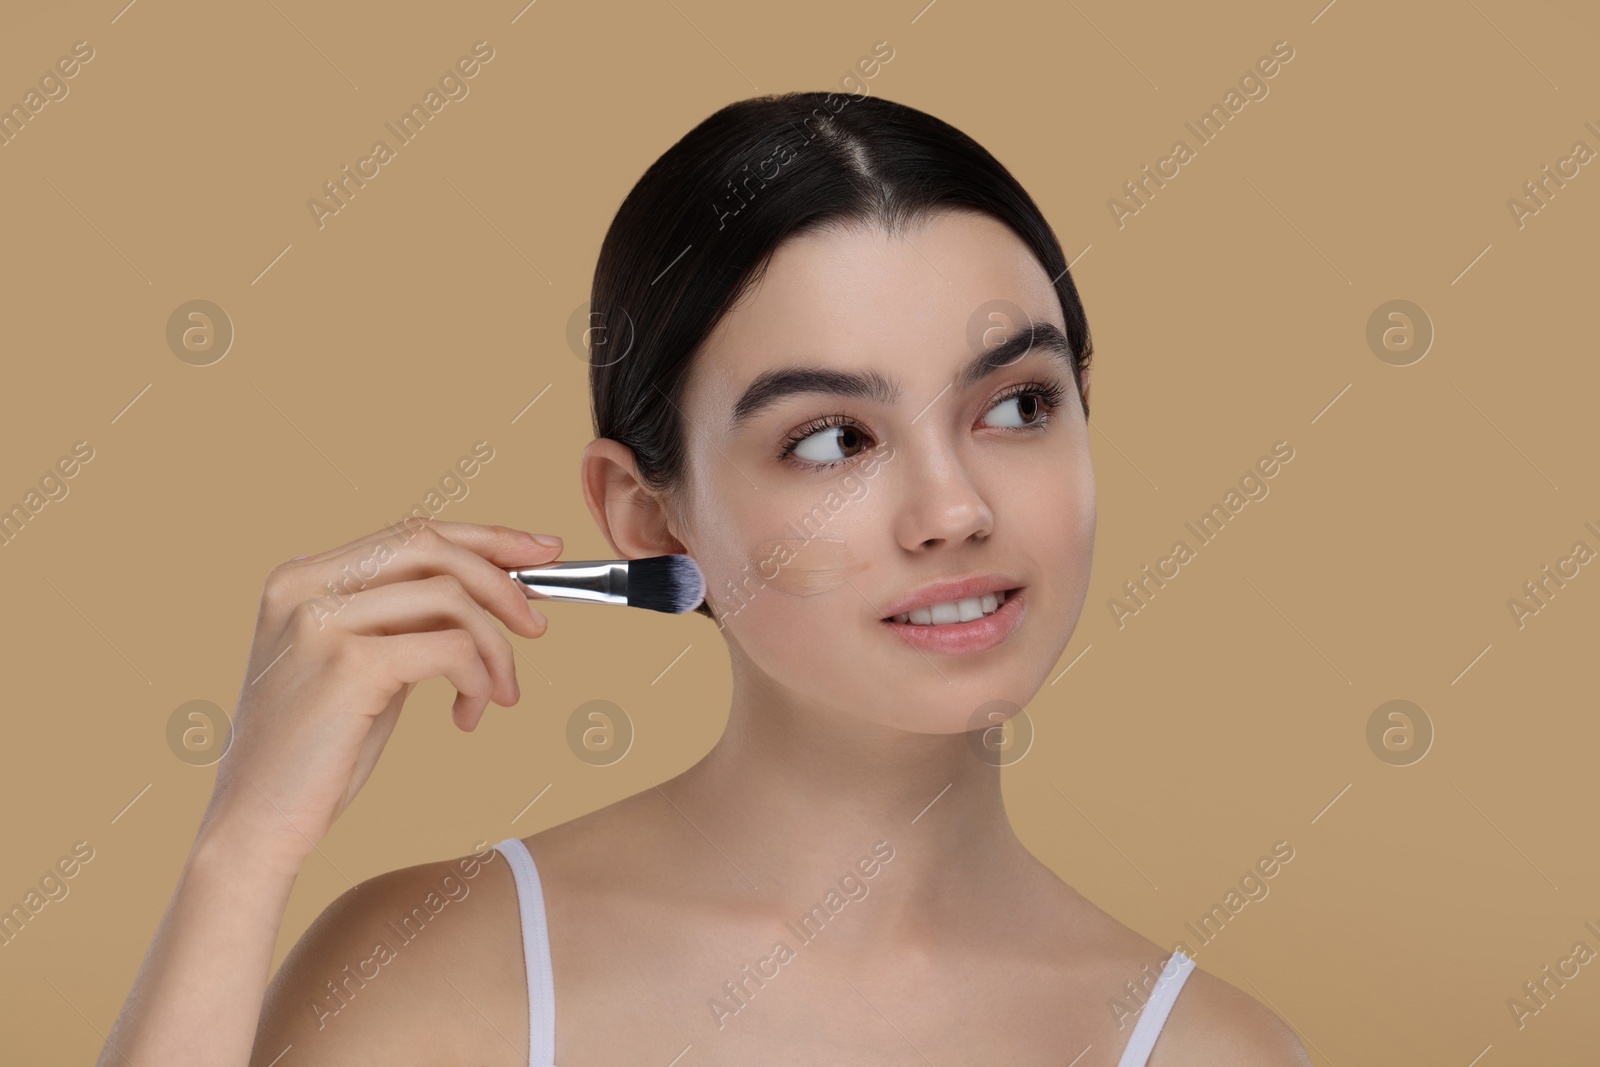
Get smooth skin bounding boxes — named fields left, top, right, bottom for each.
left=103, top=211, right=1313, bottom=1066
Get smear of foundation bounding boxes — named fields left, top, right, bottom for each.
left=746, top=537, right=870, bottom=596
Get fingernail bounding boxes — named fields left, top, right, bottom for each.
left=531, top=533, right=562, bottom=547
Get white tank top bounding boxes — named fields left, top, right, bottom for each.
left=493, top=837, right=1194, bottom=1066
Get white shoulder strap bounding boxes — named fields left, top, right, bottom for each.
left=494, top=838, right=557, bottom=1066
left=1114, top=950, right=1196, bottom=1067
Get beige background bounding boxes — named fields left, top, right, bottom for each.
left=3, top=0, right=1597, bottom=1061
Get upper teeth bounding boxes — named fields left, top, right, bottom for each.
left=890, top=590, right=1007, bottom=625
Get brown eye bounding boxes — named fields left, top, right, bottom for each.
left=984, top=394, right=1036, bottom=428
left=791, top=423, right=868, bottom=464
left=982, top=384, right=1062, bottom=430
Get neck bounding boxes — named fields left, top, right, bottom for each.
left=657, top=657, right=1041, bottom=956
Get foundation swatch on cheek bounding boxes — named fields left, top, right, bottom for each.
left=746, top=538, right=870, bottom=596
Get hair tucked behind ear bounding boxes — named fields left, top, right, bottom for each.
left=587, top=90, right=1094, bottom=620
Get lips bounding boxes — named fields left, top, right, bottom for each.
left=880, top=584, right=1027, bottom=655
left=877, top=575, right=1021, bottom=621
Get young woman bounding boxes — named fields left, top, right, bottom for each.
left=103, top=92, right=1312, bottom=1065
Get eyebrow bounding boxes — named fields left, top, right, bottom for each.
left=727, top=320, right=1075, bottom=432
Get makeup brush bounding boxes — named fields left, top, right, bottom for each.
left=506, top=555, right=706, bottom=615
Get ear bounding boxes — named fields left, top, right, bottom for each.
left=579, top=437, right=688, bottom=559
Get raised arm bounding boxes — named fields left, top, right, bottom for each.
left=99, top=520, right=559, bottom=1065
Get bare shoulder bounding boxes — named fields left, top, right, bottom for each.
left=1147, top=962, right=1313, bottom=1067
left=252, top=841, right=526, bottom=1066
left=1024, top=864, right=1311, bottom=1066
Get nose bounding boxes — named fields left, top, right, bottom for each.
left=892, top=437, right=995, bottom=551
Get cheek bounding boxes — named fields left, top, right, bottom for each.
left=690, top=475, right=886, bottom=660
left=1029, top=452, right=1096, bottom=615
left=682, top=441, right=1095, bottom=732
left=687, top=456, right=878, bottom=599
left=1050, top=456, right=1095, bottom=555
left=750, top=539, right=870, bottom=594
left=699, top=505, right=879, bottom=620
left=708, top=551, right=866, bottom=699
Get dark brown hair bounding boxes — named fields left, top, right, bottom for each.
left=586, top=91, right=1094, bottom=618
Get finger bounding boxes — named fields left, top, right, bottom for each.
left=276, top=520, right=562, bottom=638
left=423, top=520, right=564, bottom=568
left=327, top=575, right=519, bottom=708
left=277, top=516, right=440, bottom=569
left=363, top=630, right=496, bottom=732
left=397, top=523, right=563, bottom=635
left=277, top=518, right=559, bottom=583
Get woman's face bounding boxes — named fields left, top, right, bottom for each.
left=670, top=209, right=1095, bottom=735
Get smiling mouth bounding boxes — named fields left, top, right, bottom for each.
left=883, top=588, right=1020, bottom=626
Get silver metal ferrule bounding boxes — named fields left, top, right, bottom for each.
left=507, top=559, right=629, bottom=606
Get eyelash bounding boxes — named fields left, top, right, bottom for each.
left=775, top=378, right=1069, bottom=471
